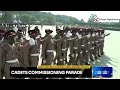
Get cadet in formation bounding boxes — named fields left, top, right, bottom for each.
left=28, top=29, right=41, bottom=67
left=41, top=29, right=54, bottom=65
left=0, top=30, right=20, bottom=79
left=53, top=29, right=67, bottom=65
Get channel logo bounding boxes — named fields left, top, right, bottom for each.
left=92, top=67, right=112, bottom=78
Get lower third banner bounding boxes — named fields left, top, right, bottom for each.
left=10, top=67, right=92, bottom=78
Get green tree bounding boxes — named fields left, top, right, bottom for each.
left=80, top=19, right=85, bottom=23
left=20, top=14, right=31, bottom=24
left=29, top=16, right=37, bottom=24
left=2, top=11, right=14, bottom=23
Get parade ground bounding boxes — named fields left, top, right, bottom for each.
left=90, top=30, right=120, bottom=79
left=31, top=25, right=120, bottom=79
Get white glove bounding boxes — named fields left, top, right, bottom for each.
left=29, top=38, right=35, bottom=46
left=76, top=54, right=78, bottom=57
left=92, top=33, right=95, bottom=37
left=96, top=33, right=98, bottom=35
left=13, top=26, right=18, bottom=33
left=101, top=34, right=104, bottom=37
left=71, top=54, right=74, bottom=57
left=36, top=35, right=41, bottom=39
left=87, top=34, right=91, bottom=38
left=23, top=36, right=30, bottom=41
left=78, top=34, right=82, bottom=39
left=76, top=32, right=79, bottom=36
left=43, top=60, right=46, bottom=64
left=66, top=31, right=72, bottom=38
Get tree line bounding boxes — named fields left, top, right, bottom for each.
left=0, top=11, right=85, bottom=25
left=0, top=11, right=120, bottom=29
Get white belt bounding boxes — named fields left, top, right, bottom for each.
left=95, top=41, right=98, bottom=42
left=67, top=39, right=70, bottom=40
left=90, top=47, right=94, bottom=49
left=81, top=45, right=85, bottom=46
left=97, top=44, right=100, bottom=46
left=74, top=47, right=78, bottom=49
left=30, top=54, right=39, bottom=56
left=88, top=42, right=90, bottom=44
left=62, top=48, right=67, bottom=51
left=54, top=39, right=60, bottom=41
left=72, top=37, right=77, bottom=40
left=47, top=50, right=53, bottom=52
left=92, top=41, right=94, bottom=43
left=59, top=59, right=63, bottom=61
left=6, top=59, right=18, bottom=63
left=76, top=54, right=78, bottom=57
left=80, top=51, right=83, bottom=54
left=100, top=39, right=104, bottom=41
left=85, top=50, right=88, bottom=52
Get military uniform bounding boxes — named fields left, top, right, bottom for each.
left=89, top=30, right=95, bottom=61
left=76, top=30, right=83, bottom=65
left=64, top=28, right=71, bottom=64
left=15, top=29, right=30, bottom=68
left=68, top=29, right=79, bottom=65
left=28, top=30, right=40, bottom=67
left=93, top=30, right=99, bottom=59
left=99, top=30, right=105, bottom=55
left=54, top=29, right=67, bottom=65
left=41, top=29, right=54, bottom=65
left=53, top=31, right=61, bottom=64
left=34, top=26, right=41, bottom=36
left=0, top=30, right=20, bottom=79
left=83, top=30, right=89, bottom=64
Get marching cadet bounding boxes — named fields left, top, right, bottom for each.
left=16, top=29, right=23, bottom=43
left=93, top=30, right=99, bottom=60
left=68, top=28, right=79, bottom=65
left=28, top=24, right=33, bottom=32
left=41, top=29, right=54, bottom=65
left=28, top=30, right=40, bottom=67
left=100, top=30, right=105, bottom=55
left=0, top=30, right=20, bottom=79
left=34, top=26, right=42, bottom=54
left=21, top=25, right=25, bottom=35
left=15, top=29, right=30, bottom=68
left=76, top=29, right=83, bottom=65
left=0, top=29, right=5, bottom=46
left=83, top=29, right=90, bottom=65
left=34, top=26, right=41, bottom=36
left=53, top=29, right=62, bottom=64
left=56, top=28, right=60, bottom=33
left=64, top=27, right=71, bottom=64
left=89, top=29, right=96, bottom=62
left=86, top=29, right=94, bottom=62
left=15, top=29, right=24, bottom=67
left=0, top=29, right=5, bottom=79
left=18, top=36, right=31, bottom=68
left=98, top=30, right=102, bottom=57
left=53, top=29, right=68, bottom=65
left=80, top=29, right=88, bottom=65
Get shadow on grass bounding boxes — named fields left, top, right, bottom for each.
left=90, top=54, right=118, bottom=72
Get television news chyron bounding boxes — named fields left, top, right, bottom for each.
left=10, top=65, right=92, bottom=78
